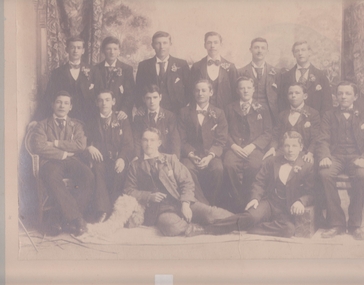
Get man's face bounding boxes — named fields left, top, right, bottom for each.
left=336, top=85, right=358, bottom=109
left=152, top=37, right=171, bottom=60
left=204, top=35, right=222, bottom=58
left=52, top=95, right=72, bottom=118
left=144, top=92, right=161, bottom=112
left=292, top=43, right=311, bottom=66
left=250, top=41, right=268, bottom=62
left=66, top=41, right=85, bottom=62
left=103, top=43, right=120, bottom=63
left=194, top=82, right=213, bottom=105
left=288, top=85, right=307, bottom=108
left=96, top=92, right=115, bottom=115
left=237, top=80, right=255, bottom=102
left=283, top=137, right=303, bottom=161
left=141, top=131, right=162, bottom=156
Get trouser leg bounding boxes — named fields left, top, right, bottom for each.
left=156, top=212, right=189, bottom=237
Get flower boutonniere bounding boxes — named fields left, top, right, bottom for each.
left=293, top=165, right=302, bottom=173
left=81, top=66, right=91, bottom=79
left=257, top=114, right=262, bottom=120
left=171, top=63, right=180, bottom=72
left=309, top=74, right=316, bottom=82
left=220, top=62, right=231, bottom=70
left=316, top=84, right=322, bottom=91
left=111, top=121, right=120, bottom=128
left=269, top=68, right=276, bottom=76
left=354, top=110, right=359, bottom=117
left=157, top=111, right=165, bottom=120
left=114, top=67, right=123, bottom=77
left=68, top=121, right=74, bottom=127
left=156, top=155, right=168, bottom=166
left=208, top=109, right=217, bottom=120
left=302, top=110, right=310, bottom=118
left=304, top=121, right=311, bottom=128
left=251, top=102, right=263, bottom=112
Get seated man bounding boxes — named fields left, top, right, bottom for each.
left=224, top=76, right=272, bottom=211
left=31, top=91, right=94, bottom=236
left=123, top=128, right=233, bottom=237
left=318, top=81, right=364, bottom=240
left=86, top=90, right=134, bottom=222
left=132, top=84, right=180, bottom=159
left=178, top=79, right=228, bottom=205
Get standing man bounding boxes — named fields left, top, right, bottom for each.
left=279, top=41, right=332, bottom=114
left=238, top=37, right=280, bottom=124
left=37, top=37, right=95, bottom=123
left=135, top=31, right=190, bottom=114
left=93, top=36, right=135, bottom=119
left=190, top=31, right=238, bottom=110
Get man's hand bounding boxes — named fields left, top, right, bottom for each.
left=241, top=144, right=256, bottom=158
left=87, top=146, right=103, bottom=162
left=290, top=201, right=305, bottom=215
left=148, top=192, right=167, bottom=203
left=115, top=158, right=125, bottom=173
left=181, top=202, right=193, bottom=223
left=353, top=158, right=364, bottom=168
left=302, top=152, right=314, bottom=164
left=196, top=154, right=213, bottom=169
left=263, top=147, right=276, bottom=160
left=245, top=199, right=259, bottom=210
left=319, top=157, right=332, bottom=168
left=135, top=106, right=146, bottom=116
left=188, top=152, right=201, bottom=165
left=231, top=144, right=247, bottom=159
left=116, top=111, right=128, bottom=120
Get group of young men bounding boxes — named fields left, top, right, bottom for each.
left=30, top=31, right=364, bottom=241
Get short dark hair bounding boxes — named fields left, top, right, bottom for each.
left=97, top=89, right=115, bottom=99
left=194, top=79, right=213, bottom=91
left=250, top=37, right=268, bottom=49
left=143, top=84, right=161, bottom=96
left=204, top=31, right=222, bottom=43
left=53, top=90, right=73, bottom=103
left=66, top=36, right=85, bottom=49
left=152, top=31, right=171, bottom=43
left=101, top=36, right=120, bottom=51
left=236, top=76, right=255, bottom=88
left=336, top=81, right=358, bottom=96
left=288, top=82, right=307, bottom=95
left=142, top=127, right=162, bottom=140
left=282, top=131, right=303, bottom=147
left=292, top=40, right=311, bottom=53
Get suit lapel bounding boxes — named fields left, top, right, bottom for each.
left=99, top=61, right=108, bottom=86
left=190, top=105, right=200, bottom=135
left=47, top=118, right=59, bottom=140
left=305, top=65, right=314, bottom=90
left=286, top=154, right=304, bottom=185
left=149, top=57, right=158, bottom=82
left=200, top=57, right=208, bottom=79
left=233, top=102, right=244, bottom=117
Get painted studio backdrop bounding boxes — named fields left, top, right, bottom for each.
left=17, top=0, right=362, bottom=224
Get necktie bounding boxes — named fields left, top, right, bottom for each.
left=341, top=107, right=353, bottom=114
left=147, top=158, right=158, bottom=175
left=241, top=102, right=250, bottom=116
left=149, top=112, right=157, bottom=124
left=55, top=118, right=66, bottom=129
left=254, top=67, right=263, bottom=81
left=101, top=117, right=109, bottom=130
left=69, top=63, right=80, bottom=69
left=197, top=110, right=207, bottom=116
left=298, top=68, right=308, bottom=83
left=158, top=62, right=166, bottom=77
left=207, top=59, right=221, bottom=66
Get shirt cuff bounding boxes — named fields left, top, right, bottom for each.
left=54, top=140, right=59, bottom=147
left=62, top=152, right=68, bottom=160
left=208, top=152, right=215, bottom=158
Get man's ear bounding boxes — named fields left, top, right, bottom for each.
left=303, top=93, right=308, bottom=100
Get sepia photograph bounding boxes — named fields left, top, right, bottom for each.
left=5, top=0, right=364, bottom=283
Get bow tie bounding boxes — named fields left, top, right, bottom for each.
left=207, top=59, right=221, bottom=66
left=283, top=157, right=296, bottom=166
left=197, top=110, right=208, bottom=116
left=69, top=63, right=81, bottom=69
left=290, top=108, right=303, bottom=115
left=341, top=108, right=353, bottom=113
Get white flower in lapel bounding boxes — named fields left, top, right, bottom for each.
left=171, top=63, right=180, bottom=72
left=293, top=165, right=302, bottom=173
left=220, top=62, right=231, bottom=70
left=157, top=110, right=165, bottom=120
left=115, top=67, right=123, bottom=77
left=354, top=110, right=359, bottom=117
left=269, top=68, right=276, bottom=76
left=119, top=85, right=124, bottom=94
left=309, top=74, right=316, bottom=82
left=272, top=83, right=278, bottom=89
left=315, top=84, right=322, bottom=91
left=257, top=114, right=262, bottom=120
left=111, top=121, right=120, bottom=128
left=156, top=155, right=168, bottom=167
left=251, top=102, right=263, bottom=111
left=81, top=66, right=91, bottom=80
left=208, top=109, right=217, bottom=119
left=68, top=121, right=75, bottom=127
left=89, top=83, right=94, bottom=90
left=302, top=110, right=310, bottom=118
left=304, top=121, right=311, bottom=128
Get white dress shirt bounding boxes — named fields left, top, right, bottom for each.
left=105, top=60, right=117, bottom=68
left=295, top=63, right=310, bottom=82
left=156, top=56, right=169, bottom=76
left=69, top=60, right=81, bottom=81
left=288, top=102, right=305, bottom=126
left=279, top=163, right=292, bottom=185
left=251, top=61, right=266, bottom=78
left=207, top=56, right=221, bottom=81
left=196, top=104, right=209, bottom=126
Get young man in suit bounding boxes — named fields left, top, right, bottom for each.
left=123, top=128, right=233, bottom=237
left=278, top=41, right=332, bottom=114
left=93, top=36, right=135, bottom=119
left=133, top=84, right=180, bottom=159
left=135, top=31, right=190, bottom=114
left=37, top=37, right=95, bottom=123
left=178, top=79, right=228, bottom=206
left=31, top=91, right=94, bottom=236
left=190, top=31, right=238, bottom=110
left=238, top=38, right=280, bottom=124
left=318, top=81, right=364, bottom=239
left=223, top=77, right=272, bottom=212
left=85, top=90, right=134, bottom=222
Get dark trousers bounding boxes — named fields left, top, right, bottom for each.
left=319, top=154, right=364, bottom=229
left=40, top=158, right=94, bottom=222
left=92, top=159, right=126, bottom=215
left=182, top=157, right=223, bottom=205
left=223, top=149, right=263, bottom=209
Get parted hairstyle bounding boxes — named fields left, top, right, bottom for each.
left=336, top=81, right=358, bottom=96
left=143, top=84, right=161, bottom=96
left=282, top=131, right=303, bottom=147
left=152, top=31, right=171, bottom=43
left=288, top=82, right=307, bottom=95
left=142, top=127, right=162, bottom=140
left=97, top=89, right=115, bottom=99
left=66, top=36, right=85, bottom=49
left=236, top=76, right=255, bottom=87
left=204, top=31, right=222, bottom=43
left=53, top=90, right=73, bottom=104
left=291, top=40, right=311, bottom=53
left=194, top=79, right=213, bottom=91
left=101, top=36, right=120, bottom=51
left=250, top=37, right=268, bottom=49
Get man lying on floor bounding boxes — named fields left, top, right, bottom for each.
left=123, top=127, right=234, bottom=236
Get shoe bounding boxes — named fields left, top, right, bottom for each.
left=185, top=224, right=206, bottom=237
left=349, top=228, right=364, bottom=240
left=321, top=227, right=346, bottom=238
left=68, top=217, right=88, bottom=236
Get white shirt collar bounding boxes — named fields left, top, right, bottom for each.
left=144, top=152, right=160, bottom=160
left=105, top=60, right=117, bottom=67
left=100, top=111, right=113, bottom=119
left=53, top=114, right=68, bottom=125
left=251, top=61, right=266, bottom=69
left=240, top=98, right=253, bottom=106
left=156, top=55, right=170, bottom=63
left=196, top=104, right=209, bottom=111
left=284, top=155, right=299, bottom=163
left=148, top=107, right=160, bottom=115
left=291, top=102, right=305, bottom=111
left=297, top=63, right=311, bottom=69
left=69, top=60, right=81, bottom=65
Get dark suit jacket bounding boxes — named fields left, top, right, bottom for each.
left=37, top=62, right=96, bottom=122
left=132, top=107, right=180, bottom=158
left=271, top=104, right=320, bottom=154
left=250, top=153, right=314, bottom=211
left=135, top=56, right=190, bottom=111
left=93, top=60, right=135, bottom=116
left=278, top=64, right=332, bottom=114
left=124, top=153, right=196, bottom=205
left=178, top=104, right=228, bottom=158
left=225, top=100, right=272, bottom=150
left=31, top=116, right=87, bottom=168
left=190, top=56, right=238, bottom=109
left=238, top=63, right=280, bottom=123
left=316, top=107, right=364, bottom=161
left=86, top=112, right=134, bottom=163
